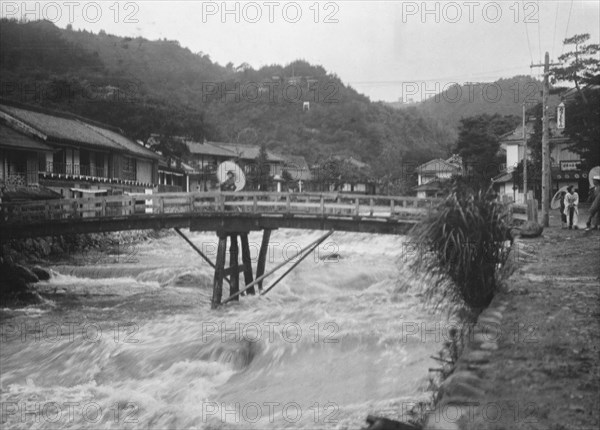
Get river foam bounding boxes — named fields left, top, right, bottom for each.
left=1, top=229, right=444, bottom=429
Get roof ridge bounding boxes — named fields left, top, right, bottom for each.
left=80, top=120, right=159, bottom=159
left=0, top=98, right=126, bottom=135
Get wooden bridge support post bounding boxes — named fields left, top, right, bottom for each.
left=240, top=233, right=255, bottom=295
left=228, top=234, right=240, bottom=301
left=211, top=233, right=227, bottom=309
left=255, top=228, right=272, bottom=291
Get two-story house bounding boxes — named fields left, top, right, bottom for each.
left=493, top=116, right=586, bottom=202
left=415, top=155, right=463, bottom=198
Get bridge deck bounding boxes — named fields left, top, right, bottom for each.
left=0, top=192, right=439, bottom=239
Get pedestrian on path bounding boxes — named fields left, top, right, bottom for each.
left=586, top=176, right=600, bottom=231
left=559, top=190, right=567, bottom=228
left=564, top=185, right=579, bottom=229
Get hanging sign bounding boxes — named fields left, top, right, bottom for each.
left=557, top=102, right=566, bottom=129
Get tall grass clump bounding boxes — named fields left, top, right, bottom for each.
left=410, top=179, right=512, bottom=311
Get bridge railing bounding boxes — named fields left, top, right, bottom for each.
left=0, top=192, right=441, bottom=224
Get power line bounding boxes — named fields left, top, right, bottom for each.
left=551, top=1, right=560, bottom=59
left=523, top=1, right=534, bottom=65
left=562, top=0, right=575, bottom=57
left=348, top=67, right=529, bottom=87
left=536, top=0, right=543, bottom=62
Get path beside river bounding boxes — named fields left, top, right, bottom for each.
left=427, top=209, right=600, bottom=430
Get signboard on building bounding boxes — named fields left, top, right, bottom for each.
left=557, top=102, right=566, bottom=129
left=560, top=160, right=580, bottom=171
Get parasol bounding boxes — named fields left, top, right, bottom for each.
left=589, top=166, right=600, bottom=188
left=551, top=185, right=569, bottom=210
left=216, top=161, right=246, bottom=191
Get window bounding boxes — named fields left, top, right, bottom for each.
left=122, top=157, right=136, bottom=181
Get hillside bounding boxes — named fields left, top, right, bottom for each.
left=0, top=19, right=453, bottom=176
left=389, top=76, right=561, bottom=141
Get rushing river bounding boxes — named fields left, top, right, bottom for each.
left=1, top=229, right=449, bottom=429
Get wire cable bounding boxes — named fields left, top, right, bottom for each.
left=536, top=0, right=543, bottom=62
left=562, top=0, right=575, bottom=57
left=551, top=1, right=560, bottom=60
left=523, top=1, right=534, bottom=65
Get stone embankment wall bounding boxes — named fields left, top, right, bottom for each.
left=423, top=239, right=520, bottom=430
left=423, top=295, right=509, bottom=430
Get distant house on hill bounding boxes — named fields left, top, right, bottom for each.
left=0, top=100, right=160, bottom=199
left=415, top=155, right=463, bottom=198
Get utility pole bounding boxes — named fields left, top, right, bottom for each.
left=522, top=103, right=527, bottom=202
left=531, top=52, right=560, bottom=227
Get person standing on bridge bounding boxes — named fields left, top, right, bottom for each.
left=220, top=171, right=237, bottom=192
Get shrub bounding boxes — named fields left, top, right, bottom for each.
left=410, top=179, right=511, bottom=310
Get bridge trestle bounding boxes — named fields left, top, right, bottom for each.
left=210, top=229, right=272, bottom=308
left=177, top=227, right=333, bottom=308
left=175, top=227, right=273, bottom=309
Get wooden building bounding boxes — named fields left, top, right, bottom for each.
left=415, top=156, right=463, bottom=198
left=493, top=116, right=587, bottom=203
left=0, top=100, right=160, bottom=198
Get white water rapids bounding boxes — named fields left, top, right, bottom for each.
left=1, top=229, right=451, bottom=429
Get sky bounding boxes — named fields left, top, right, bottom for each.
left=3, top=1, right=599, bottom=102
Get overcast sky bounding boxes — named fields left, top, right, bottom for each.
left=4, top=1, right=600, bottom=101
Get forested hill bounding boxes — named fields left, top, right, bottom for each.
left=389, top=76, right=552, bottom=140
left=0, top=18, right=453, bottom=174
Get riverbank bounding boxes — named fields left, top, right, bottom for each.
left=424, top=209, right=600, bottom=430
left=0, top=230, right=171, bottom=307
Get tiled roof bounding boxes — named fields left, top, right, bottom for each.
left=500, top=122, right=534, bottom=143
left=492, top=171, right=513, bottom=183
left=186, top=141, right=237, bottom=157
left=214, top=143, right=285, bottom=162
left=0, top=104, right=121, bottom=149
left=417, top=159, right=461, bottom=173
left=0, top=123, right=55, bottom=152
left=282, top=154, right=309, bottom=169
left=500, top=118, right=572, bottom=145
left=0, top=103, right=159, bottom=160
left=280, top=154, right=311, bottom=180
left=84, top=123, right=159, bottom=159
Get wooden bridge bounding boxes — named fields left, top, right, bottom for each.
left=0, top=192, right=438, bottom=239
left=0, top=192, right=529, bottom=308
left=1, top=191, right=441, bottom=308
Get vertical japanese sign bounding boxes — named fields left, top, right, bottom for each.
left=557, top=102, right=566, bottom=129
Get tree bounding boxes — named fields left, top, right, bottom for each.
left=249, top=143, right=271, bottom=191
left=561, top=87, right=600, bottom=167
left=551, top=34, right=600, bottom=167
left=314, top=157, right=372, bottom=191
left=281, top=169, right=294, bottom=190
left=150, top=135, right=190, bottom=163
left=455, top=114, right=520, bottom=185
left=552, top=34, right=599, bottom=99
